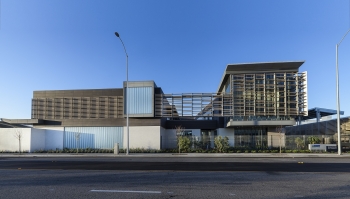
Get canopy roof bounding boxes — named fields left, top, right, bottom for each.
left=299, top=107, right=344, bottom=121
left=217, top=61, right=305, bottom=93
left=0, top=121, right=31, bottom=128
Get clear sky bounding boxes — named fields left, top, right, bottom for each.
left=0, top=0, right=350, bottom=119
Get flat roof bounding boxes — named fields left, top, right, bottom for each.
left=1, top=118, right=43, bottom=125
left=33, top=88, right=123, bottom=98
left=299, top=107, right=344, bottom=121
left=217, top=61, right=305, bottom=93
left=0, top=121, right=31, bottom=128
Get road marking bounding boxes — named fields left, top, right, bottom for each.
left=90, top=190, right=161, bottom=194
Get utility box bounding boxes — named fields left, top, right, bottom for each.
left=114, top=143, right=119, bottom=155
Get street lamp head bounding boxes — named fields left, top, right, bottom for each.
left=115, top=32, right=120, bottom=37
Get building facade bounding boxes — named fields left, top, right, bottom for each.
left=1, top=61, right=309, bottom=151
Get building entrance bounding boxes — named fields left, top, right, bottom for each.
left=234, top=127, right=267, bottom=149
left=200, top=130, right=217, bottom=149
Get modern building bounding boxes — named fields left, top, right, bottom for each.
left=284, top=108, right=350, bottom=149
left=0, top=61, right=309, bottom=151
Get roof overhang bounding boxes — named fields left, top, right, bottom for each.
left=217, top=61, right=305, bottom=93
left=1, top=118, right=43, bottom=125
left=227, top=120, right=296, bottom=127
left=299, top=107, right=344, bottom=121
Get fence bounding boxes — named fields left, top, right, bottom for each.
left=162, top=134, right=350, bottom=151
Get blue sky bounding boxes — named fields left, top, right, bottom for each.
left=0, top=0, right=350, bottom=119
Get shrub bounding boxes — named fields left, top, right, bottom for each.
left=214, top=136, right=230, bottom=153
left=177, top=136, right=191, bottom=153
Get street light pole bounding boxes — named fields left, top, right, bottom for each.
left=115, top=32, right=129, bottom=155
left=336, top=29, right=350, bottom=155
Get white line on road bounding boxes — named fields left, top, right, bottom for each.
left=90, top=190, right=162, bottom=194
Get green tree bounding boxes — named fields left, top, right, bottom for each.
left=308, top=136, right=321, bottom=144
left=178, top=136, right=191, bottom=153
left=295, top=137, right=305, bottom=149
left=214, top=136, right=230, bottom=153
left=175, top=125, right=192, bottom=153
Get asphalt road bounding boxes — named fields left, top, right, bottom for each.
left=1, top=169, right=350, bottom=199
left=1, top=157, right=350, bottom=199
left=1, top=156, right=350, bottom=172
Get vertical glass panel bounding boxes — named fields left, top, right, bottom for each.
left=125, top=87, right=153, bottom=114
left=64, top=127, right=123, bottom=149
left=225, top=78, right=231, bottom=93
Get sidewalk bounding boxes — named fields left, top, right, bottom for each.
left=0, top=152, right=349, bottom=158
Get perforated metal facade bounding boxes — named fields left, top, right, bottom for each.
left=31, top=89, right=124, bottom=120
left=32, top=96, right=124, bottom=119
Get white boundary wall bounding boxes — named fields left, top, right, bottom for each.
left=31, top=128, right=46, bottom=151
left=35, top=127, right=64, bottom=150
left=2, top=126, right=163, bottom=151
left=45, top=127, right=64, bottom=150
left=0, top=128, right=46, bottom=152
left=0, top=128, right=31, bottom=152
left=124, top=126, right=161, bottom=150
left=0, top=126, right=240, bottom=151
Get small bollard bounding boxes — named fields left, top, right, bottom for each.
left=114, top=143, right=119, bottom=155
